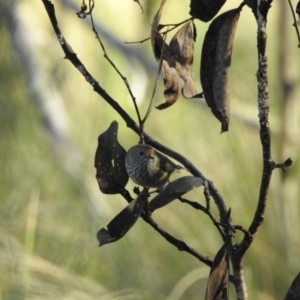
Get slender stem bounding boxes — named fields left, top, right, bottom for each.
left=142, top=214, right=213, bottom=265
left=125, top=18, right=192, bottom=44
left=142, top=32, right=166, bottom=125
left=88, top=0, right=142, bottom=126
left=287, top=0, right=300, bottom=47
left=179, top=196, right=226, bottom=240
left=159, top=17, right=193, bottom=29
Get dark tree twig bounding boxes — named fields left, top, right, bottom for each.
left=287, top=0, right=300, bottom=47
left=141, top=213, right=213, bottom=266
left=141, top=32, right=166, bottom=128
left=237, top=1, right=274, bottom=260
left=178, top=190, right=225, bottom=240
left=86, top=0, right=142, bottom=127
left=125, top=17, right=193, bottom=44
left=231, top=2, right=274, bottom=299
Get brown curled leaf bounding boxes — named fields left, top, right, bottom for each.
left=205, top=242, right=229, bottom=300
left=152, top=19, right=200, bottom=108
left=151, top=0, right=167, bottom=59
left=169, top=21, right=198, bottom=98
left=151, top=1, right=200, bottom=108
left=189, top=0, right=227, bottom=22
left=200, top=7, right=242, bottom=132
left=156, top=60, right=179, bottom=110
left=95, top=121, right=128, bottom=194
left=151, top=0, right=180, bottom=109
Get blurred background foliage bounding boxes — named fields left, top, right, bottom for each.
left=0, top=0, right=299, bottom=299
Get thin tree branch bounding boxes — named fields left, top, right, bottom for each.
left=125, top=17, right=193, bottom=44
left=142, top=213, right=213, bottom=266
left=141, top=32, right=166, bottom=127
left=178, top=182, right=226, bottom=240
left=120, top=187, right=214, bottom=266
left=86, top=0, right=142, bottom=127
left=287, top=0, right=300, bottom=48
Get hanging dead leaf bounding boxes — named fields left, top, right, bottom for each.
left=200, top=7, right=242, bottom=132
left=97, top=192, right=148, bottom=246
left=169, top=21, right=198, bottom=98
left=156, top=61, right=179, bottom=109
left=151, top=14, right=200, bottom=108
left=189, top=0, right=226, bottom=22
left=149, top=176, right=203, bottom=212
left=151, top=0, right=178, bottom=109
left=95, top=121, right=128, bottom=194
left=151, top=0, right=167, bottom=59
left=205, top=242, right=229, bottom=300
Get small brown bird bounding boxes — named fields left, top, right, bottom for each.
left=125, top=144, right=185, bottom=188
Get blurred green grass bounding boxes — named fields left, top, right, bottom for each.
left=0, top=0, right=300, bottom=299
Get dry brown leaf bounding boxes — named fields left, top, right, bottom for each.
left=151, top=0, right=167, bottom=59
left=205, top=242, right=229, bottom=300
left=200, top=7, right=242, bottom=132
left=151, top=4, right=199, bottom=109
left=156, top=60, right=179, bottom=110
left=169, top=21, right=198, bottom=98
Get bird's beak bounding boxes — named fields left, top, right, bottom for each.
left=146, top=149, right=154, bottom=159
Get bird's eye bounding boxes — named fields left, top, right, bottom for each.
left=139, top=151, right=144, bottom=155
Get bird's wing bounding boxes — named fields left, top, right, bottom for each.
left=156, top=152, right=182, bottom=172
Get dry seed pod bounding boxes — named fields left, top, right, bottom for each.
left=200, top=7, right=242, bottom=132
